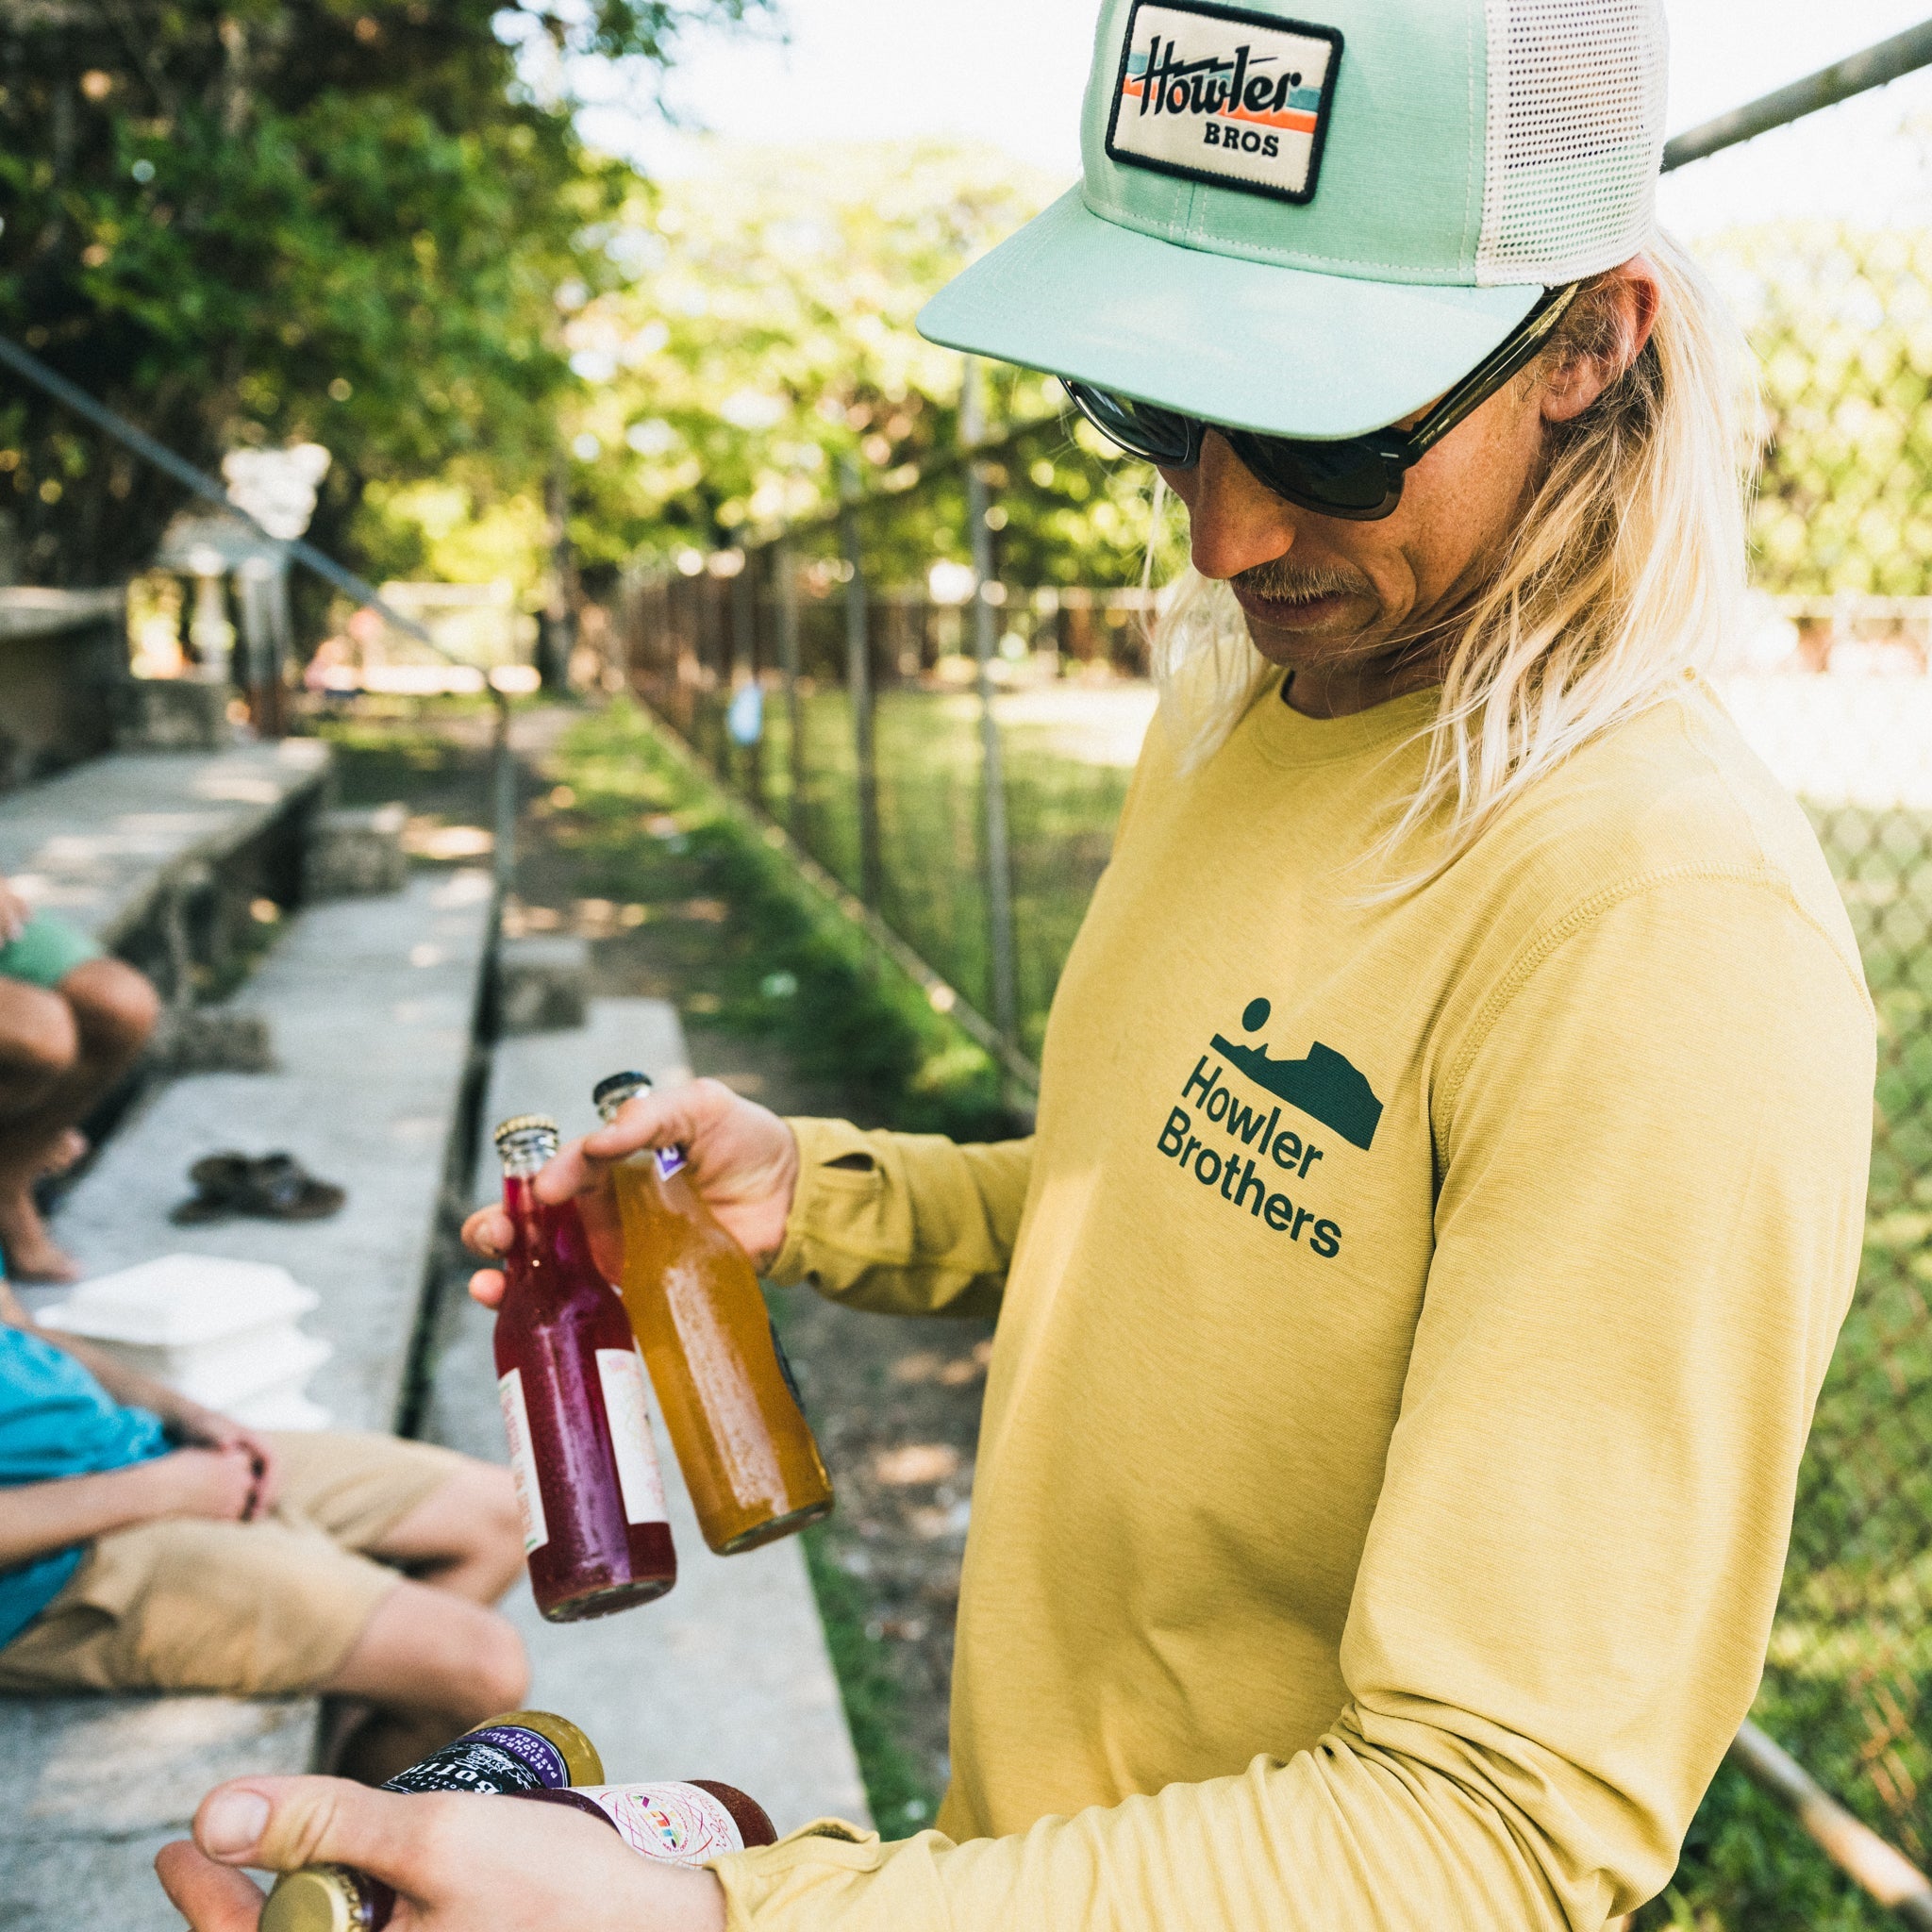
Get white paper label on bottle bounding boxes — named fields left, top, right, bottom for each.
left=597, top=1348, right=670, bottom=1525
left=497, top=1369, right=549, bottom=1554
left=576, top=1783, right=745, bottom=1862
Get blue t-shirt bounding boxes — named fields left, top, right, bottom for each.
left=0, top=1324, right=170, bottom=1648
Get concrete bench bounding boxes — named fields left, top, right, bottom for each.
left=0, top=738, right=332, bottom=1002
left=418, top=997, right=870, bottom=1836
left=0, top=867, right=495, bottom=1930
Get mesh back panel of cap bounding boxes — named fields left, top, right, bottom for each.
left=1478, top=0, right=1666, bottom=286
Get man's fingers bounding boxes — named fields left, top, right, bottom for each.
left=461, top=1205, right=512, bottom=1259
left=155, top=1840, right=266, bottom=1932
left=531, top=1135, right=607, bottom=1205
left=468, top=1268, right=507, bottom=1308
left=192, top=1776, right=426, bottom=1881
left=577, top=1087, right=709, bottom=1164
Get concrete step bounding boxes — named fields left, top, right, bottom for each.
left=0, top=867, right=495, bottom=1932
left=43, top=867, right=494, bottom=1432
left=496, top=933, right=591, bottom=1036
left=304, top=804, right=408, bottom=902
left=0, top=739, right=329, bottom=951
left=419, top=996, right=871, bottom=1837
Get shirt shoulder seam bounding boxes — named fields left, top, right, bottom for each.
left=1438, top=862, right=1870, bottom=1130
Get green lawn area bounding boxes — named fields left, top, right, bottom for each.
left=689, top=682, right=1140, bottom=1061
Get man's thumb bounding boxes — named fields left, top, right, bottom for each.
left=194, top=1776, right=412, bottom=1876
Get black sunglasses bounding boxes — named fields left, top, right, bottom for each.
left=1060, top=283, right=1579, bottom=521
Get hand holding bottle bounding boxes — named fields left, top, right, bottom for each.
left=461, top=1077, right=800, bottom=1307
left=155, top=1775, right=728, bottom=1932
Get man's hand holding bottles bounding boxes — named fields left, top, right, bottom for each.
left=156, top=1774, right=728, bottom=1932
left=461, top=1077, right=800, bottom=1300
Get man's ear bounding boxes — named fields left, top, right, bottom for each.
left=1541, top=257, right=1662, bottom=425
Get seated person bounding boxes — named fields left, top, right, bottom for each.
left=0, top=874, right=161, bottom=1282
left=0, top=1269, right=529, bottom=1784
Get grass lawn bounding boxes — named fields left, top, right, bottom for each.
left=690, top=683, right=1141, bottom=1060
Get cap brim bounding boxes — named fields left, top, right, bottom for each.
left=918, top=188, right=1542, bottom=441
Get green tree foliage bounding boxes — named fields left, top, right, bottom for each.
left=544, top=140, right=1172, bottom=593
left=0, top=0, right=767, bottom=587
left=1703, top=223, right=1932, bottom=597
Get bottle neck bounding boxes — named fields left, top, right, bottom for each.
left=500, top=1175, right=607, bottom=1304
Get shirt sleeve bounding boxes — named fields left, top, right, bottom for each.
left=766, top=1119, right=1035, bottom=1320
left=712, top=874, right=1874, bottom=1930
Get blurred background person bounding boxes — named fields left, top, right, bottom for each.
left=0, top=874, right=159, bottom=1282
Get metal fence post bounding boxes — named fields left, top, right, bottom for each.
left=730, top=551, right=760, bottom=805
left=776, top=537, right=806, bottom=841
left=840, top=458, right=882, bottom=907
left=962, top=358, right=1021, bottom=1047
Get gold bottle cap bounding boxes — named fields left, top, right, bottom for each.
left=260, top=1868, right=360, bottom=1932
left=492, top=1113, right=560, bottom=1146
left=480, top=1708, right=605, bottom=1785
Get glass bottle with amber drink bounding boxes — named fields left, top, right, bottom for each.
left=492, top=1114, right=676, bottom=1617
left=592, top=1071, right=833, bottom=1553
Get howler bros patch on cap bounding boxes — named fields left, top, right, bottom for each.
left=1106, top=0, right=1342, bottom=206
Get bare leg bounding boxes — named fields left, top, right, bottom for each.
left=366, top=1462, right=525, bottom=1605
left=0, top=979, right=80, bottom=1282
left=321, top=1581, right=530, bottom=1785
left=0, top=958, right=158, bottom=1282
left=324, top=1465, right=528, bottom=1782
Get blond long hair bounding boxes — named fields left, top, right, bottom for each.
left=1150, top=231, right=1757, bottom=886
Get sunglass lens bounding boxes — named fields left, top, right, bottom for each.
left=1239, top=435, right=1397, bottom=517
left=1062, top=382, right=1197, bottom=467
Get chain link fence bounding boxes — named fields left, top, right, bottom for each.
left=1702, top=218, right=1932, bottom=1879
left=617, top=172, right=1932, bottom=1919
left=618, top=409, right=1163, bottom=1073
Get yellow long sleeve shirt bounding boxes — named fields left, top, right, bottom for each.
left=712, top=674, right=1874, bottom=1930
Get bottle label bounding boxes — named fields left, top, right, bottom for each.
left=657, top=1144, right=688, bottom=1180
left=497, top=1369, right=550, bottom=1554
left=383, top=1724, right=569, bottom=1795
left=575, top=1783, right=746, bottom=1863
left=597, top=1348, right=670, bottom=1525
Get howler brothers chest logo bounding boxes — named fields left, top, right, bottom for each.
left=1154, top=997, right=1381, bottom=1262
left=1106, top=0, right=1343, bottom=207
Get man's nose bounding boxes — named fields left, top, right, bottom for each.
left=1184, top=432, right=1296, bottom=580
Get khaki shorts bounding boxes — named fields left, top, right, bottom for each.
left=0, top=1430, right=466, bottom=1698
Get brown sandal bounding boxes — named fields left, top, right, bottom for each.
left=170, top=1151, right=346, bottom=1224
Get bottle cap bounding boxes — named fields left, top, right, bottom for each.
left=479, top=1708, right=605, bottom=1785
left=592, top=1071, right=653, bottom=1123
left=260, top=1868, right=362, bottom=1932
left=493, top=1115, right=561, bottom=1176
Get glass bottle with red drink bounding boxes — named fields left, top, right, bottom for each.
left=491, top=1113, right=676, bottom=1620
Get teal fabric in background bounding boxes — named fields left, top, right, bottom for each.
left=0, top=913, right=103, bottom=991
left=0, top=1321, right=170, bottom=1648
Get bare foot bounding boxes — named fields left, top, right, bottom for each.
left=0, top=1191, right=78, bottom=1283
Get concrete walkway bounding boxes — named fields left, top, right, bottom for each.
left=419, top=996, right=871, bottom=1836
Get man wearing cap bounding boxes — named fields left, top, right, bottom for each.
left=162, top=0, right=1874, bottom=1927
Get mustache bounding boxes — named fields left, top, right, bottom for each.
left=1232, top=558, right=1375, bottom=604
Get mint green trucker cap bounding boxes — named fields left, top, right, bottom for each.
left=918, top=0, right=1667, bottom=440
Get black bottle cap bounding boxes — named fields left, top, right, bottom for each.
left=592, top=1071, right=653, bottom=1115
